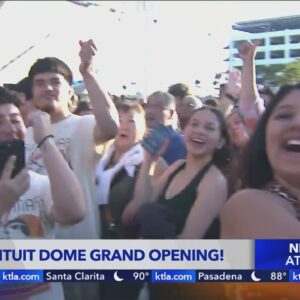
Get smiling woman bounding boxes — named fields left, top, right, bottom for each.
left=133, top=107, right=230, bottom=300
left=219, top=83, right=300, bottom=300
left=95, top=100, right=167, bottom=299
left=136, top=107, right=231, bottom=240
left=221, top=83, right=300, bottom=239
left=96, top=101, right=166, bottom=237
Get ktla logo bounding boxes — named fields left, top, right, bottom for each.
left=289, top=270, right=300, bottom=281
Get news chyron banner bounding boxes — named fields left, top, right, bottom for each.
left=0, top=240, right=299, bottom=284
left=0, top=240, right=251, bottom=269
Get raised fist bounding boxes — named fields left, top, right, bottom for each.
left=27, top=110, right=53, bottom=145
left=79, top=39, right=97, bottom=75
left=238, top=40, right=259, bottom=62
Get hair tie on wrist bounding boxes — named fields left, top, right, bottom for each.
left=37, top=135, right=54, bottom=148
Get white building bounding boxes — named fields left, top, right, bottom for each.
left=228, top=15, right=300, bottom=68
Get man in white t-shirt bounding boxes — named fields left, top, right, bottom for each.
left=0, top=87, right=86, bottom=300
left=25, top=40, right=119, bottom=300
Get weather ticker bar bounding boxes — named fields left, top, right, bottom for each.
left=0, top=270, right=297, bottom=283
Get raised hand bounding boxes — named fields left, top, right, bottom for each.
left=225, top=68, right=242, bottom=99
left=238, top=40, right=259, bottom=62
left=79, top=39, right=97, bottom=76
left=142, top=127, right=171, bottom=162
left=27, top=110, right=53, bottom=145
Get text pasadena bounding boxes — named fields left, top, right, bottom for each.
left=46, top=271, right=105, bottom=281
left=198, top=272, right=243, bottom=281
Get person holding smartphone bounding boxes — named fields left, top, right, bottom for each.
left=96, top=100, right=167, bottom=300
left=133, top=106, right=230, bottom=299
left=144, top=91, right=186, bottom=164
left=96, top=101, right=167, bottom=238
left=136, top=107, right=230, bottom=239
left=0, top=86, right=85, bottom=300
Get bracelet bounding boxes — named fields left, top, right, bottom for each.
left=37, top=135, right=54, bottom=148
left=225, top=93, right=239, bottom=103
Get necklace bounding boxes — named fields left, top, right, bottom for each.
left=267, top=180, right=300, bottom=220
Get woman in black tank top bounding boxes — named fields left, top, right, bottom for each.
left=136, top=107, right=230, bottom=240
left=158, top=161, right=218, bottom=238
left=134, top=107, right=230, bottom=300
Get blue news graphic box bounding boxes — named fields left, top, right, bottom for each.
left=255, top=240, right=300, bottom=269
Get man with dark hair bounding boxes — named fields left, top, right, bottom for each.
left=0, top=85, right=21, bottom=106
left=28, top=57, right=73, bottom=85
left=4, top=77, right=35, bottom=126
left=13, top=76, right=33, bottom=99
left=168, top=83, right=192, bottom=130
left=168, top=82, right=192, bottom=100
left=0, top=86, right=85, bottom=299
left=204, top=96, right=218, bottom=108
left=25, top=40, right=119, bottom=300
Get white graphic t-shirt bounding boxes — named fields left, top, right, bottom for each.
left=25, top=114, right=101, bottom=239
left=0, top=171, right=53, bottom=239
left=0, top=171, right=64, bottom=300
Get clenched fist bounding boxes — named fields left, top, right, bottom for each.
left=238, top=40, right=259, bottom=62
left=79, top=39, right=97, bottom=76
left=27, top=110, right=53, bottom=145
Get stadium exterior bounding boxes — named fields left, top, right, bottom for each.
left=227, top=15, right=300, bottom=69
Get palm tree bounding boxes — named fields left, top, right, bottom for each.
left=256, top=64, right=283, bottom=86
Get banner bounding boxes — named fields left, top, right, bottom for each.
left=1, top=240, right=300, bottom=283
left=0, top=240, right=252, bottom=269
left=0, top=269, right=292, bottom=283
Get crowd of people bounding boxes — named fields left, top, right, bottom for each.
left=0, top=38, right=300, bottom=300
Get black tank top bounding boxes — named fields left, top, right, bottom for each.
left=158, top=161, right=220, bottom=238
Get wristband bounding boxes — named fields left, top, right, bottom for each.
left=225, top=93, right=239, bottom=103
left=37, top=135, right=54, bottom=148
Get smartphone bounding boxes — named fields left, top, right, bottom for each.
left=0, top=140, right=25, bottom=178
left=141, top=124, right=172, bottom=156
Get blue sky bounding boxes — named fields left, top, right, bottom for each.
left=0, top=1, right=300, bottom=96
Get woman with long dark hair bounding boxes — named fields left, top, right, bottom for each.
left=132, top=107, right=230, bottom=300
left=222, top=83, right=300, bottom=238
left=225, top=107, right=250, bottom=195
left=221, top=83, right=300, bottom=300
left=136, top=107, right=230, bottom=240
